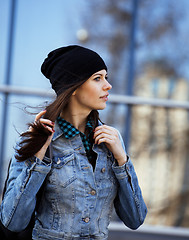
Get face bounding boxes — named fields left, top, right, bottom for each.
left=72, top=69, right=112, bottom=112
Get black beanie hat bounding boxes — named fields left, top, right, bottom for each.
left=41, top=45, right=107, bottom=95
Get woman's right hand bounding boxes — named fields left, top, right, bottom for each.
left=31, top=110, right=55, bottom=160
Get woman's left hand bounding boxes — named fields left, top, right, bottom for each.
left=93, top=125, right=127, bottom=166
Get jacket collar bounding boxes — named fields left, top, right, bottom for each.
left=52, top=121, right=64, bottom=141
left=52, top=119, right=103, bottom=142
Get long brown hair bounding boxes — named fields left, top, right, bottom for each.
left=15, top=82, right=101, bottom=161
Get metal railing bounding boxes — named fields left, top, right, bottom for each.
left=0, top=84, right=189, bottom=109
left=0, top=85, right=189, bottom=239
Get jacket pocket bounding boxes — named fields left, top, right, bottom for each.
left=48, top=153, right=77, bottom=188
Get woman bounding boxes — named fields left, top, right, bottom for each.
left=0, top=45, right=147, bottom=240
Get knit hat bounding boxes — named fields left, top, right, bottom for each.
left=41, top=45, right=107, bottom=95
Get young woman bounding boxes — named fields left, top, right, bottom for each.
left=0, top=45, right=147, bottom=240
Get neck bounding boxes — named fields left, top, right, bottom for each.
left=60, top=107, right=90, bottom=133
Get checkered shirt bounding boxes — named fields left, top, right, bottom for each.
left=57, top=116, right=95, bottom=164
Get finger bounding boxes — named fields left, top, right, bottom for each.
left=93, top=127, right=113, bottom=139
left=94, top=125, right=115, bottom=134
left=94, top=133, right=113, bottom=145
left=94, top=131, right=109, bottom=141
left=40, top=119, right=54, bottom=127
left=35, top=110, right=47, bottom=121
left=45, top=126, right=55, bottom=133
left=40, top=119, right=55, bottom=133
left=97, top=137, right=113, bottom=145
left=95, top=127, right=118, bottom=140
left=94, top=125, right=110, bottom=132
left=41, top=123, right=55, bottom=133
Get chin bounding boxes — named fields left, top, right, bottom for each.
left=95, top=104, right=106, bottom=110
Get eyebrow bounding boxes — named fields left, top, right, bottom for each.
left=93, top=73, right=108, bottom=77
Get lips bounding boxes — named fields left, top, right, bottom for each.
left=100, top=93, right=109, bottom=100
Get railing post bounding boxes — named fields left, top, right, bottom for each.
left=0, top=0, right=17, bottom=191
left=124, top=0, right=139, bottom=148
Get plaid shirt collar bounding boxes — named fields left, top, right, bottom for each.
left=57, top=116, right=93, bottom=140
left=56, top=116, right=96, bottom=168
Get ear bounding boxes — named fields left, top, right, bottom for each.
left=72, top=90, right=76, bottom=96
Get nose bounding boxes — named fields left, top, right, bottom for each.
left=103, top=79, right=112, bottom=90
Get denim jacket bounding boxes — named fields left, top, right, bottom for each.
left=0, top=122, right=147, bottom=240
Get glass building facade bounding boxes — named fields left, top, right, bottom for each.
left=0, top=0, right=189, bottom=232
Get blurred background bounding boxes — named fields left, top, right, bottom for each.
left=0, top=0, right=189, bottom=239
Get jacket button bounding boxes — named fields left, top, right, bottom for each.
left=101, top=168, right=106, bottom=173
left=57, top=159, right=61, bottom=164
left=90, top=190, right=96, bottom=195
left=83, top=217, right=90, bottom=223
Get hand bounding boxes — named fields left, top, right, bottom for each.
left=29, top=110, right=54, bottom=133
left=93, top=125, right=127, bottom=166
left=32, top=110, right=55, bottom=160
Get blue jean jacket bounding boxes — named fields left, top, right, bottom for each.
left=0, top=122, right=147, bottom=240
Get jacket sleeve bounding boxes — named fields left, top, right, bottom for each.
left=112, top=132, right=147, bottom=230
left=0, top=139, right=52, bottom=232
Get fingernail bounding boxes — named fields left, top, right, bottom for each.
left=51, top=122, right=55, bottom=125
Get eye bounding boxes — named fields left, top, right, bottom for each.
left=94, top=76, right=101, bottom=81
left=105, top=75, right=108, bottom=80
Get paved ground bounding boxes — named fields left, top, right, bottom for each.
left=108, top=223, right=189, bottom=240
left=109, top=230, right=189, bottom=240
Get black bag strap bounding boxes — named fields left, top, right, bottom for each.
left=2, top=159, right=12, bottom=201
